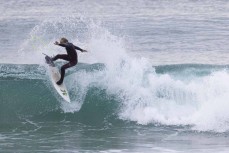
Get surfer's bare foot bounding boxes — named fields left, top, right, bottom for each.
left=56, top=80, right=63, bottom=85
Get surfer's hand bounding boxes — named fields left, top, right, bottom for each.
left=54, top=41, right=59, bottom=45
left=82, top=50, right=87, bottom=52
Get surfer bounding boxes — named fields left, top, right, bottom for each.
left=52, top=37, right=87, bottom=85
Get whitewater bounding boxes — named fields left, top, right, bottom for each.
left=1, top=0, right=229, bottom=152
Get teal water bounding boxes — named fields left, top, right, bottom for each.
left=2, top=0, right=229, bottom=152
left=1, top=64, right=229, bottom=152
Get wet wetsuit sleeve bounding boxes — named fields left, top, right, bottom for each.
left=74, top=45, right=84, bottom=52
left=58, top=43, right=69, bottom=47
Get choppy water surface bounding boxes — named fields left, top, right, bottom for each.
left=1, top=0, right=229, bottom=152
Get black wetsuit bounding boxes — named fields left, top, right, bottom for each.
left=52, top=42, right=84, bottom=84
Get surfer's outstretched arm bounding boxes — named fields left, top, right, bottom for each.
left=74, top=45, right=87, bottom=52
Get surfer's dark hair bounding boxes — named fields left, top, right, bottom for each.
left=60, top=37, right=68, bottom=43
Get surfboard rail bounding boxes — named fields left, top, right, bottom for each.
left=44, top=54, right=71, bottom=103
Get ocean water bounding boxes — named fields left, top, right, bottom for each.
left=1, top=0, right=229, bottom=152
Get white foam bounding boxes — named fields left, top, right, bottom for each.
left=15, top=17, right=229, bottom=132
left=77, top=21, right=229, bottom=132
left=117, top=70, right=229, bottom=132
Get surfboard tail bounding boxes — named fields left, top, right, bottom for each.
left=44, top=54, right=55, bottom=67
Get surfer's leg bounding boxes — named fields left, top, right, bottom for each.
left=57, top=62, right=77, bottom=85
left=52, top=54, right=70, bottom=61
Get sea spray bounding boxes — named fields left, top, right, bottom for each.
left=11, top=17, right=229, bottom=132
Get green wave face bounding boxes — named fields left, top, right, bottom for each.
left=1, top=63, right=229, bottom=132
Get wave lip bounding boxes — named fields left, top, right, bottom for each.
left=119, top=69, right=229, bottom=133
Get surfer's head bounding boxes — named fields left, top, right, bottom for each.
left=60, top=37, right=68, bottom=44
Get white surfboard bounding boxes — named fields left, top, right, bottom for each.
left=45, top=55, right=71, bottom=103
